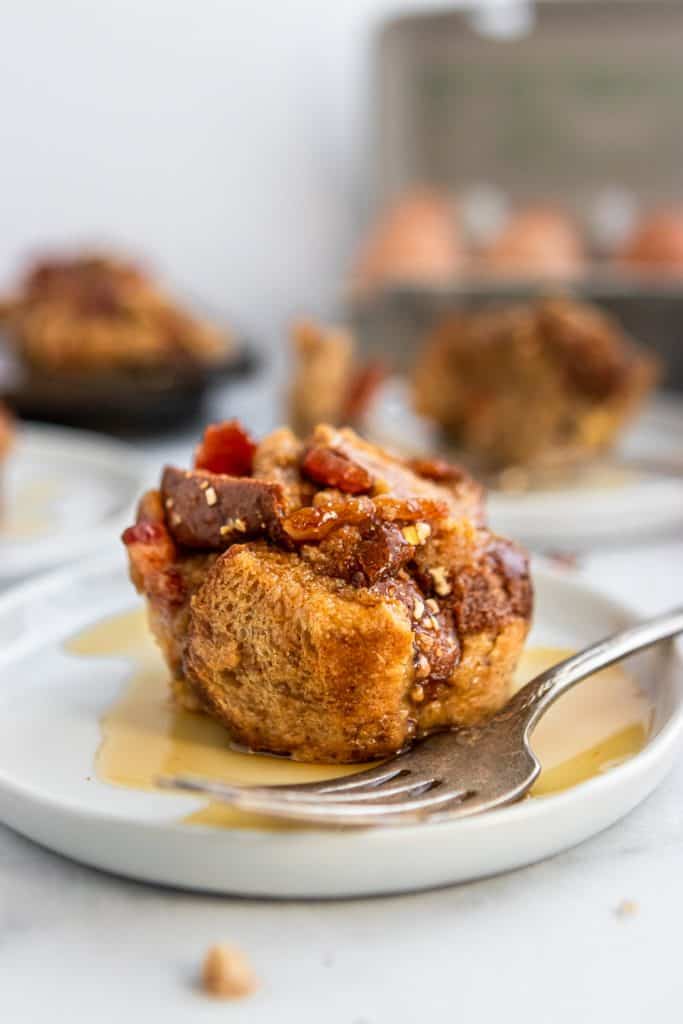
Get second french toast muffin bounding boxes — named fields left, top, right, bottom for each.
left=414, top=297, right=658, bottom=469
left=2, top=253, right=228, bottom=374
left=123, top=421, right=532, bottom=763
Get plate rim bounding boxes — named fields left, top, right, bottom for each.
left=0, top=422, right=147, bottom=578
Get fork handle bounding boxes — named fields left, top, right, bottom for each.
left=517, top=606, right=683, bottom=734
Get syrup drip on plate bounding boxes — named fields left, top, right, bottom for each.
left=66, top=608, right=652, bottom=829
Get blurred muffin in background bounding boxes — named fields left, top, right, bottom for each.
left=350, top=189, right=464, bottom=296
left=289, top=320, right=354, bottom=434
left=477, top=206, right=584, bottom=279
left=617, top=207, right=683, bottom=276
left=0, top=402, right=15, bottom=507
left=2, top=254, right=231, bottom=374
left=288, top=319, right=384, bottom=435
left=0, top=404, right=14, bottom=466
left=414, top=297, right=657, bottom=469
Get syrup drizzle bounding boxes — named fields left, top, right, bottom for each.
left=66, top=608, right=652, bottom=829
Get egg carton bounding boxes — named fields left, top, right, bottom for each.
left=348, top=0, right=683, bottom=388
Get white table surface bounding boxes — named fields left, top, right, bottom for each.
left=3, top=374, right=683, bottom=1023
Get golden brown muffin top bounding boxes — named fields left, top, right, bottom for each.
left=3, top=253, right=228, bottom=372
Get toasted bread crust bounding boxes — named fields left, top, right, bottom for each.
left=186, top=544, right=416, bottom=761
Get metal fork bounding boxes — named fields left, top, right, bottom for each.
left=161, top=606, right=683, bottom=827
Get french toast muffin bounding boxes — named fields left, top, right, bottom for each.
left=2, top=254, right=228, bottom=374
left=414, top=297, right=658, bottom=469
left=0, top=404, right=13, bottom=461
left=123, top=420, right=532, bottom=763
left=0, top=404, right=14, bottom=493
left=288, top=319, right=385, bottom=436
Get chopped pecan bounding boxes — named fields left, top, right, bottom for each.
left=409, top=456, right=468, bottom=483
left=301, top=446, right=373, bottom=494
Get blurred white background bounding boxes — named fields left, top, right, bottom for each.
left=1, top=0, right=489, bottom=345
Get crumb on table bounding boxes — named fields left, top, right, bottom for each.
left=201, top=943, right=258, bottom=999
left=546, top=551, right=580, bottom=571
left=615, top=899, right=639, bottom=919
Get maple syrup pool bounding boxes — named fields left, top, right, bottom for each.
left=66, top=607, right=652, bottom=829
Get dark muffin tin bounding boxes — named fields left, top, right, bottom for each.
left=0, top=341, right=259, bottom=435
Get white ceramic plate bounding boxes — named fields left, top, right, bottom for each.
left=366, top=381, right=683, bottom=549
left=0, top=423, right=146, bottom=581
left=0, top=552, right=681, bottom=898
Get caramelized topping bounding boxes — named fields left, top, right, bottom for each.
left=284, top=492, right=444, bottom=545
left=373, top=494, right=447, bottom=523
left=194, top=421, right=257, bottom=477
left=301, top=446, right=374, bottom=494
left=123, top=422, right=531, bottom=705
left=355, top=522, right=413, bottom=585
left=282, top=506, right=340, bottom=543
left=312, top=491, right=375, bottom=521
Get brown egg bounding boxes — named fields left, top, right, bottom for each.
left=350, top=189, right=464, bottom=295
left=617, top=207, right=683, bottom=275
left=478, top=206, right=584, bottom=279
